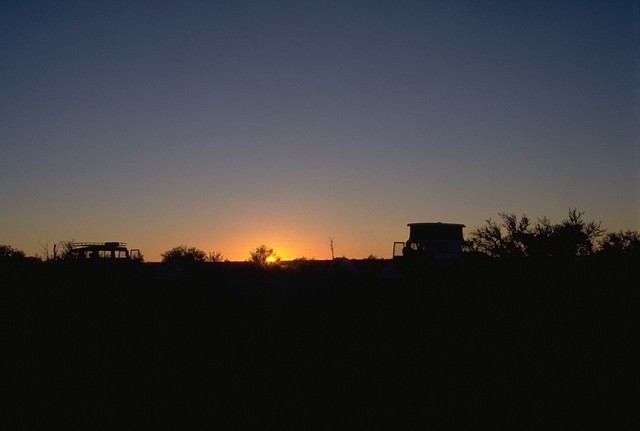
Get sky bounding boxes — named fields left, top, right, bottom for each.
left=1, top=0, right=639, bottom=262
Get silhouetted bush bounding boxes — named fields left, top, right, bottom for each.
left=248, top=245, right=280, bottom=267
left=469, top=208, right=605, bottom=258
left=161, top=245, right=207, bottom=264
left=597, top=230, right=640, bottom=257
left=206, top=251, right=224, bottom=262
left=0, top=244, right=26, bottom=262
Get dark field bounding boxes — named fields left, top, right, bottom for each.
left=5, top=258, right=639, bottom=428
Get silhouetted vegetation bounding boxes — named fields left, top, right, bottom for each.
left=206, top=251, right=224, bottom=262
left=2, top=208, right=639, bottom=267
left=468, top=208, right=609, bottom=258
left=4, top=212, right=639, bottom=429
left=131, top=250, right=145, bottom=262
left=6, top=245, right=638, bottom=429
left=161, top=245, right=207, bottom=264
left=160, top=245, right=223, bottom=264
left=0, top=244, right=26, bottom=262
left=56, top=239, right=76, bottom=260
left=248, top=244, right=280, bottom=267
left=598, top=229, right=640, bottom=257
left=327, top=236, right=336, bottom=259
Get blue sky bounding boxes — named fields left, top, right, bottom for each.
left=1, top=0, right=638, bottom=261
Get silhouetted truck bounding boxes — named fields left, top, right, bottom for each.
left=68, top=242, right=141, bottom=261
left=393, top=223, right=466, bottom=266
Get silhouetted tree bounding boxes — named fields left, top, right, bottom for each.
left=523, top=216, right=555, bottom=257
left=597, top=230, right=640, bottom=257
left=548, top=208, right=604, bottom=257
left=0, top=245, right=26, bottom=262
left=248, top=245, right=280, bottom=267
left=468, top=216, right=516, bottom=258
left=37, top=241, right=51, bottom=261
left=206, top=251, right=224, bottom=262
left=161, top=245, right=207, bottom=264
left=57, top=240, right=75, bottom=260
left=327, top=236, right=336, bottom=260
left=469, top=209, right=604, bottom=258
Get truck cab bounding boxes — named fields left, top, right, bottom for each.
left=393, top=223, right=466, bottom=266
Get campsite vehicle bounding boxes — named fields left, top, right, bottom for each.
left=67, top=242, right=141, bottom=261
left=393, top=222, right=466, bottom=266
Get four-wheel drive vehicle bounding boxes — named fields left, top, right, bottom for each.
left=67, top=242, right=141, bottom=261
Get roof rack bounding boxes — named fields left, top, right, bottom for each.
left=72, top=242, right=127, bottom=248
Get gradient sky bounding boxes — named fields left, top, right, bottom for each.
left=2, top=0, right=638, bottom=262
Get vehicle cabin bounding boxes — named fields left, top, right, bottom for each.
left=393, top=222, right=466, bottom=265
left=68, top=242, right=140, bottom=260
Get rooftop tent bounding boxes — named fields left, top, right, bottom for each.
left=407, top=223, right=465, bottom=242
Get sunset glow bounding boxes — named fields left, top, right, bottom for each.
left=1, top=1, right=637, bottom=262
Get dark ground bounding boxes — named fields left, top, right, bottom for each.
left=4, top=257, right=639, bottom=429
